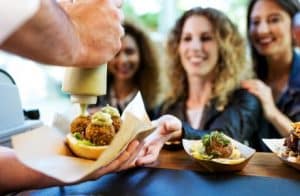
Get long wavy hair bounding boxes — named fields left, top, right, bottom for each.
left=166, top=7, right=252, bottom=110
left=247, top=0, right=300, bottom=80
left=107, top=21, right=160, bottom=109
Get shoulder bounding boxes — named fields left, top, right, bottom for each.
left=230, top=88, right=261, bottom=107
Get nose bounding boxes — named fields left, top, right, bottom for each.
left=256, top=21, right=270, bottom=34
left=190, top=38, right=202, bottom=50
left=116, top=52, right=128, bottom=64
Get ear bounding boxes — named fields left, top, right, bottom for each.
left=292, top=27, right=300, bottom=47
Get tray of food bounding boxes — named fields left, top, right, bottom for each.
left=183, top=131, right=255, bottom=172
left=263, top=122, right=300, bottom=171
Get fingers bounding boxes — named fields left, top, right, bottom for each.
left=242, top=79, right=265, bottom=94
left=94, top=140, right=140, bottom=177
left=117, top=140, right=145, bottom=171
left=136, top=145, right=160, bottom=166
left=155, top=115, right=182, bottom=136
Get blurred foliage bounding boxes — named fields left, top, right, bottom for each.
left=123, top=0, right=249, bottom=32
left=139, top=13, right=159, bottom=30
left=123, top=2, right=159, bottom=30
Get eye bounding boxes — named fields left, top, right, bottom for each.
left=200, top=35, right=213, bottom=42
left=124, top=48, right=136, bottom=55
left=181, top=35, right=192, bottom=42
left=268, top=16, right=281, bottom=24
left=250, top=19, right=260, bottom=27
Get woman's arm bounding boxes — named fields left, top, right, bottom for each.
left=242, top=79, right=292, bottom=137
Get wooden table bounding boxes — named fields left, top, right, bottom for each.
left=150, top=149, right=300, bottom=180
left=20, top=150, right=300, bottom=195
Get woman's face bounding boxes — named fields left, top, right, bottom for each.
left=178, top=15, right=218, bottom=78
left=108, top=34, right=140, bottom=81
left=249, top=0, right=292, bottom=57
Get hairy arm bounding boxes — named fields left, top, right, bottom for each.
left=1, top=0, right=82, bottom=67
left=0, top=146, right=63, bottom=194
left=1, top=0, right=123, bottom=67
left=0, top=140, right=139, bottom=194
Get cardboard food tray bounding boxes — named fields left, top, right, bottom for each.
left=12, top=92, right=155, bottom=183
left=182, top=137, right=255, bottom=172
left=263, top=138, right=300, bottom=171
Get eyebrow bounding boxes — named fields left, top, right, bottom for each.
left=251, top=12, right=282, bottom=20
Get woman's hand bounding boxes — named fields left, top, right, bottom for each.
left=135, top=115, right=182, bottom=166
left=241, top=79, right=277, bottom=120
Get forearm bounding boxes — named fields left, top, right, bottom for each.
left=267, top=108, right=293, bottom=137
left=0, top=147, right=64, bottom=194
left=1, top=0, right=82, bottom=67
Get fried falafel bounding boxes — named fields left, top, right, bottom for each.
left=70, top=115, right=91, bottom=137
left=85, top=111, right=115, bottom=145
left=101, top=105, right=121, bottom=132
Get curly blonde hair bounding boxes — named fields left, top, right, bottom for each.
left=108, top=21, right=160, bottom=109
left=166, top=7, right=253, bottom=110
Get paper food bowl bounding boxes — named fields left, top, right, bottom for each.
left=182, top=137, right=255, bottom=172
left=263, top=138, right=300, bottom=171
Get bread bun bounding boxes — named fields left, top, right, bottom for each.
left=66, top=133, right=108, bottom=160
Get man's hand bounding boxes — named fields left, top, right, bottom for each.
left=61, top=0, right=124, bottom=67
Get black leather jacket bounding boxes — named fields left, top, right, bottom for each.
left=154, top=89, right=263, bottom=150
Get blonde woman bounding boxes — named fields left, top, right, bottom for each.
left=150, top=7, right=263, bottom=151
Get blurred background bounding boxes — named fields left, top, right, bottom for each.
left=0, top=0, right=249, bottom=124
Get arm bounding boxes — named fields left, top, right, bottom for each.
left=0, top=140, right=139, bottom=194
left=242, top=79, right=292, bottom=137
left=1, top=0, right=123, bottom=67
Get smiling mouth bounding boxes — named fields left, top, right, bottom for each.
left=189, top=57, right=205, bottom=64
left=256, top=37, right=274, bottom=47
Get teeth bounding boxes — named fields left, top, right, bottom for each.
left=258, top=37, right=272, bottom=44
left=190, top=57, right=203, bottom=63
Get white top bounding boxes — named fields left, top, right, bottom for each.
left=187, top=107, right=204, bottom=129
left=0, top=0, right=40, bottom=44
left=109, top=88, right=138, bottom=112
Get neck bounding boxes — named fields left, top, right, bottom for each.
left=266, top=48, right=293, bottom=81
left=186, top=76, right=212, bottom=108
left=112, top=80, right=136, bottom=100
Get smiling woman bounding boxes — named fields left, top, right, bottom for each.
left=89, top=21, right=161, bottom=118
left=152, top=6, right=263, bottom=151
left=241, top=0, right=300, bottom=150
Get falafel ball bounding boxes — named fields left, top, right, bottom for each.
left=86, top=124, right=115, bottom=145
left=111, top=116, right=121, bottom=132
left=70, top=115, right=91, bottom=137
left=101, top=105, right=121, bottom=132
left=85, top=111, right=115, bottom=145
